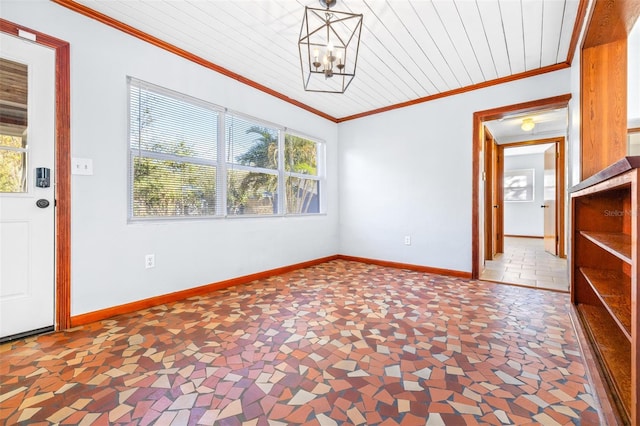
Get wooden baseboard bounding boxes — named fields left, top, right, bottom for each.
left=70, top=255, right=339, bottom=327
left=504, top=234, right=544, bottom=239
left=70, top=254, right=471, bottom=327
left=337, top=255, right=472, bottom=278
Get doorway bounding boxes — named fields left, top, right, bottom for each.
left=0, top=34, right=56, bottom=340
left=487, top=137, right=566, bottom=258
left=471, top=94, right=571, bottom=284
left=0, top=21, right=71, bottom=338
left=480, top=138, right=568, bottom=291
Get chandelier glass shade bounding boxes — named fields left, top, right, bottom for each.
left=298, top=1, right=363, bottom=93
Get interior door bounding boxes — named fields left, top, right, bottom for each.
left=0, top=33, right=56, bottom=339
left=543, top=144, right=557, bottom=255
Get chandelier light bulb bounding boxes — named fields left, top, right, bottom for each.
left=326, top=43, right=335, bottom=63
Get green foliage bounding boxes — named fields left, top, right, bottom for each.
left=131, top=92, right=217, bottom=217
left=228, top=126, right=279, bottom=215
left=229, top=128, right=319, bottom=214
left=285, top=134, right=318, bottom=214
left=0, top=135, right=26, bottom=193
left=236, top=126, right=278, bottom=169
left=285, top=134, right=317, bottom=175
left=132, top=118, right=319, bottom=216
left=133, top=140, right=216, bottom=217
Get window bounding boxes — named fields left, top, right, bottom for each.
left=129, top=78, right=220, bottom=218
left=1, top=59, right=28, bottom=193
left=128, top=78, right=324, bottom=220
left=285, top=133, right=321, bottom=214
left=504, top=169, right=534, bottom=202
left=226, top=115, right=279, bottom=216
left=0, top=134, right=27, bottom=193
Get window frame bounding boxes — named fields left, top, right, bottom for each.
left=127, top=77, right=224, bottom=221
left=127, top=78, right=325, bottom=222
left=225, top=112, right=282, bottom=217
left=283, top=130, right=324, bottom=216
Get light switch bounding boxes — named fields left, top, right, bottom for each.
left=72, top=158, right=93, bottom=175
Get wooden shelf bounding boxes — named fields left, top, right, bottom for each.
left=579, top=268, right=631, bottom=340
left=577, top=304, right=631, bottom=422
left=571, top=159, right=639, bottom=425
left=580, top=231, right=632, bottom=264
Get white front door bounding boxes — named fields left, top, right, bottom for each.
left=0, top=33, right=56, bottom=339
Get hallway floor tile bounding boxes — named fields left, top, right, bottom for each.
left=481, top=237, right=569, bottom=292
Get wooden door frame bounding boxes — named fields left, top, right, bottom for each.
left=0, top=19, right=71, bottom=330
left=497, top=137, right=566, bottom=259
left=483, top=127, right=494, bottom=260
left=472, top=94, right=571, bottom=279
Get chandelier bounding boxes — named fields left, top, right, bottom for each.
left=298, top=0, right=363, bottom=93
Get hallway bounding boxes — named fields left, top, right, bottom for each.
left=480, top=236, right=569, bottom=292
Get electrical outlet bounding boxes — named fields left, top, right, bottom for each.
left=404, top=235, right=411, bottom=245
left=145, top=254, right=155, bottom=269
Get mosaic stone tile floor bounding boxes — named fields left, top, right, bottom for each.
left=1, top=260, right=601, bottom=425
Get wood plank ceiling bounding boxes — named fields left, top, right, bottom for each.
left=65, top=0, right=581, bottom=121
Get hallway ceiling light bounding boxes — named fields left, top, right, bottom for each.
left=298, top=0, right=363, bottom=94
left=521, top=118, right=535, bottom=131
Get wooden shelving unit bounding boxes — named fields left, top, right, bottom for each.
left=571, top=157, right=640, bottom=426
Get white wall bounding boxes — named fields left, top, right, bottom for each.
left=2, top=1, right=339, bottom=316
left=503, top=153, right=545, bottom=237
left=1, top=0, right=582, bottom=311
left=338, top=70, right=571, bottom=273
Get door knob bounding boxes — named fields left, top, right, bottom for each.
left=493, top=205, right=498, bottom=208
left=36, top=199, right=50, bottom=208
left=540, top=205, right=549, bottom=208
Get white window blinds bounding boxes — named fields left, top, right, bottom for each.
left=129, top=78, right=220, bottom=218
left=127, top=77, right=324, bottom=220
